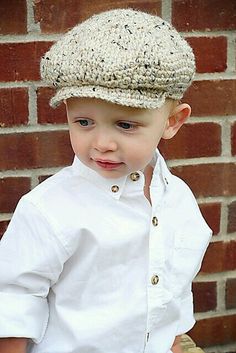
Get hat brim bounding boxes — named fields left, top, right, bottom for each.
left=50, top=85, right=169, bottom=109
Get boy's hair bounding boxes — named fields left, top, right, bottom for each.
left=41, top=8, right=195, bottom=109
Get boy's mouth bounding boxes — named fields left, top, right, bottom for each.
left=94, top=159, right=124, bottom=170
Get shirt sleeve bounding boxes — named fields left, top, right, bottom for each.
left=0, top=196, right=69, bottom=343
left=175, top=285, right=195, bottom=335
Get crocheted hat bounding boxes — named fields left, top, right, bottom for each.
left=41, top=8, right=195, bottom=109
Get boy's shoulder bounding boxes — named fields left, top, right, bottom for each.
left=157, top=152, right=199, bottom=209
left=26, top=163, right=74, bottom=204
left=169, top=172, right=197, bottom=204
left=166, top=170, right=212, bottom=238
left=22, top=161, right=88, bottom=219
left=14, top=162, right=86, bottom=253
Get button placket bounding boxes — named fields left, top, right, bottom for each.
left=146, top=214, right=164, bottom=332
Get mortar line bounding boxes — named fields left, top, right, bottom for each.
left=0, top=31, right=236, bottom=43
left=194, top=307, right=236, bottom=320
left=28, top=84, right=38, bottom=125
left=195, top=270, right=236, bottom=282
left=161, top=0, right=172, bottom=23
left=205, top=343, right=236, bottom=353
left=26, top=0, right=41, bottom=33
left=217, top=277, right=226, bottom=312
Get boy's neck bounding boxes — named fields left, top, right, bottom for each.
left=143, top=164, right=154, bottom=204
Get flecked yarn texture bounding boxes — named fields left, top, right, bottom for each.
left=41, top=8, right=196, bottom=109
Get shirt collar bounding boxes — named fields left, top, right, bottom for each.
left=150, top=149, right=171, bottom=188
left=71, top=149, right=171, bottom=200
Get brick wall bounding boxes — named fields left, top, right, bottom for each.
left=0, top=1, right=235, bottom=352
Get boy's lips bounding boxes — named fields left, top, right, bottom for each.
left=94, top=159, right=124, bottom=170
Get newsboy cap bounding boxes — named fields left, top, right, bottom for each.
left=41, top=8, right=195, bottom=109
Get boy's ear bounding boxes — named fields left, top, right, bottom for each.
left=162, top=103, right=191, bottom=140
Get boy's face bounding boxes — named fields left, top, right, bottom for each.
left=65, top=97, right=184, bottom=179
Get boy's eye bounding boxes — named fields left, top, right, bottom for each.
left=117, top=121, right=136, bottom=130
left=76, top=118, right=93, bottom=127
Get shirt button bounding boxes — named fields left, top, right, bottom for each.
left=152, top=216, right=158, bottom=226
left=130, top=172, right=140, bottom=181
left=151, top=275, right=159, bottom=285
left=111, top=185, right=119, bottom=193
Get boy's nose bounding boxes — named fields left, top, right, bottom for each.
left=92, top=132, right=118, bottom=152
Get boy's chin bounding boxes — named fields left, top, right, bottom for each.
left=94, top=168, right=127, bottom=179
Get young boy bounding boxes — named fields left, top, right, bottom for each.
left=0, top=8, right=212, bottom=353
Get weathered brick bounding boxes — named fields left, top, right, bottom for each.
left=0, top=131, right=73, bottom=170
left=0, top=42, right=52, bottom=82
left=231, top=121, right=236, bottom=156
left=159, top=122, right=221, bottom=160
left=37, top=87, right=67, bottom=124
left=0, top=220, right=10, bottom=240
left=199, top=203, right=221, bottom=236
left=34, top=0, right=161, bottom=33
left=38, top=175, right=53, bottom=183
left=184, top=80, right=236, bottom=117
left=172, top=0, right=236, bottom=31
left=0, top=88, right=28, bottom=127
left=171, top=164, right=236, bottom=198
left=226, top=278, right=236, bottom=310
left=187, top=37, right=227, bottom=73
left=0, top=177, right=31, bottom=213
left=0, top=0, right=27, bottom=34
left=228, top=201, right=236, bottom=233
left=201, top=241, right=236, bottom=273
left=192, top=281, right=217, bottom=313
left=189, top=315, right=236, bottom=347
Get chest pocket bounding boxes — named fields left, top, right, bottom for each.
left=172, top=231, right=210, bottom=296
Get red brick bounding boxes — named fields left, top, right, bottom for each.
left=0, top=88, right=28, bottom=127
left=0, top=0, right=27, bottom=34
left=0, top=131, right=73, bottom=170
left=184, top=80, right=236, bottom=117
left=226, top=278, right=236, bottom=310
left=189, top=315, right=236, bottom=347
left=228, top=201, right=236, bottom=233
left=0, top=220, right=10, bottom=240
left=159, top=122, right=221, bottom=160
left=37, top=87, right=67, bottom=124
left=201, top=241, right=236, bottom=273
left=38, top=175, right=53, bottom=183
left=0, top=177, right=31, bottom=213
left=192, top=281, right=217, bottom=313
left=171, top=163, right=236, bottom=198
left=0, top=42, right=52, bottom=82
left=231, top=122, right=236, bottom=156
left=172, top=0, right=236, bottom=31
left=34, top=0, right=161, bottom=33
left=199, top=203, right=221, bottom=236
left=187, top=37, right=227, bottom=73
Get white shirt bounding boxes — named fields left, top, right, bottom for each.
left=0, top=149, right=212, bottom=353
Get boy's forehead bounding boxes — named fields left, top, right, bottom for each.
left=66, top=97, right=171, bottom=119
left=66, top=97, right=145, bottom=112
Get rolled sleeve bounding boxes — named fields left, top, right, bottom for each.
left=0, top=292, right=48, bottom=343
left=0, top=196, right=69, bottom=342
left=176, top=290, right=195, bottom=335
